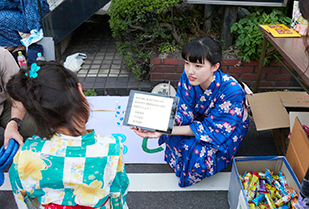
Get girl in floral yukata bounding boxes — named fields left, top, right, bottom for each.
left=7, top=61, right=129, bottom=208
left=133, top=36, right=250, bottom=187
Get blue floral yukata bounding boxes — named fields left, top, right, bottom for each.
left=0, top=0, right=49, bottom=46
left=159, top=69, right=249, bottom=187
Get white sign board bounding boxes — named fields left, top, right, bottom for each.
left=86, top=96, right=165, bottom=164
left=123, top=91, right=179, bottom=134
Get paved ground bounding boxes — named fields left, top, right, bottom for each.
left=0, top=14, right=280, bottom=209
left=60, top=15, right=152, bottom=96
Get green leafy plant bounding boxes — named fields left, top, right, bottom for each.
left=109, top=0, right=206, bottom=80
left=231, top=8, right=291, bottom=64
left=83, top=88, right=97, bottom=96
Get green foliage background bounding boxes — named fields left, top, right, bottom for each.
left=231, top=8, right=291, bottom=64
left=83, top=88, right=97, bottom=96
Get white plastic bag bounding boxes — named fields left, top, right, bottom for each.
left=63, top=53, right=87, bottom=72
left=21, top=29, right=44, bottom=51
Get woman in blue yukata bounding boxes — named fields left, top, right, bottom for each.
left=133, top=36, right=250, bottom=187
left=7, top=61, right=129, bottom=208
left=0, top=0, right=49, bottom=52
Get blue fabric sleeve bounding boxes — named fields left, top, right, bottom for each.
left=190, top=85, right=246, bottom=147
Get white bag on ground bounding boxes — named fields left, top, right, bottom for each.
left=63, top=53, right=87, bottom=72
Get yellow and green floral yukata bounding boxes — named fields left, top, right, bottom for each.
left=9, top=130, right=130, bottom=209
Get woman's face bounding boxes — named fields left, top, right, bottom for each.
left=184, top=59, right=219, bottom=91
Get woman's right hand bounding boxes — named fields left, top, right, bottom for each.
left=130, top=127, right=163, bottom=138
left=4, top=122, right=23, bottom=149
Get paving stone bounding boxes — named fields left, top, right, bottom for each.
left=103, top=60, right=112, bottom=64
left=110, top=69, right=120, bottom=74
left=78, top=77, right=85, bottom=82
left=127, top=83, right=140, bottom=89
left=109, top=74, right=119, bottom=77
left=92, top=60, right=102, bottom=64
left=91, top=65, right=101, bottom=69
left=82, top=64, right=90, bottom=69
left=118, top=77, right=129, bottom=83
left=98, top=73, right=109, bottom=77
left=89, top=69, right=99, bottom=73
left=87, top=74, right=98, bottom=77
left=78, top=73, right=87, bottom=77
left=94, top=82, right=105, bottom=88
left=101, top=64, right=111, bottom=69
left=117, top=83, right=128, bottom=89
left=85, top=77, right=96, bottom=83
left=95, top=77, right=106, bottom=83
left=82, top=83, right=94, bottom=88
left=111, top=64, right=121, bottom=69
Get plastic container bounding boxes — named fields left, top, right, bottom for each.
left=17, top=51, right=27, bottom=69
left=36, top=52, right=45, bottom=61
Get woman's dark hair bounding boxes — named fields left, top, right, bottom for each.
left=299, top=0, right=309, bottom=20
left=181, top=36, right=222, bottom=66
left=7, top=61, right=89, bottom=139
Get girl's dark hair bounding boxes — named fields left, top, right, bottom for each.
left=7, top=61, right=89, bottom=139
left=181, top=36, right=222, bottom=66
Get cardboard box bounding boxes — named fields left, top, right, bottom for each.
left=247, top=91, right=309, bottom=131
left=227, top=116, right=309, bottom=209
left=247, top=91, right=309, bottom=154
left=228, top=156, right=301, bottom=209
left=286, top=117, right=309, bottom=183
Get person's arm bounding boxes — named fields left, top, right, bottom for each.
left=1, top=49, right=24, bottom=148
left=4, top=100, right=26, bottom=148
left=171, top=125, right=194, bottom=136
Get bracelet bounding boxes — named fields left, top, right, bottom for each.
left=7, top=117, right=22, bottom=131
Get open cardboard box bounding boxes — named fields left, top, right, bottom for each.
left=228, top=156, right=301, bottom=209
left=247, top=91, right=309, bottom=154
left=286, top=116, right=309, bottom=183
left=247, top=91, right=309, bottom=131
left=228, top=116, right=309, bottom=209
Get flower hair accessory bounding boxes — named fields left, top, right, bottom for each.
left=25, top=63, right=41, bottom=78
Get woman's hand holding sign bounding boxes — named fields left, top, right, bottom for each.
left=130, top=127, right=163, bottom=138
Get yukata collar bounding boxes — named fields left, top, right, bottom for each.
left=52, top=129, right=96, bottom=147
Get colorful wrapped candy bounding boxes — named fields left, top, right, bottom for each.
left=258, top=179, right=266, bottom=193
left=265, top=192, right=276, bottom=209
left=274, top=190, right=297, bottom=207
left=240, top=169, right=299, bottom=209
